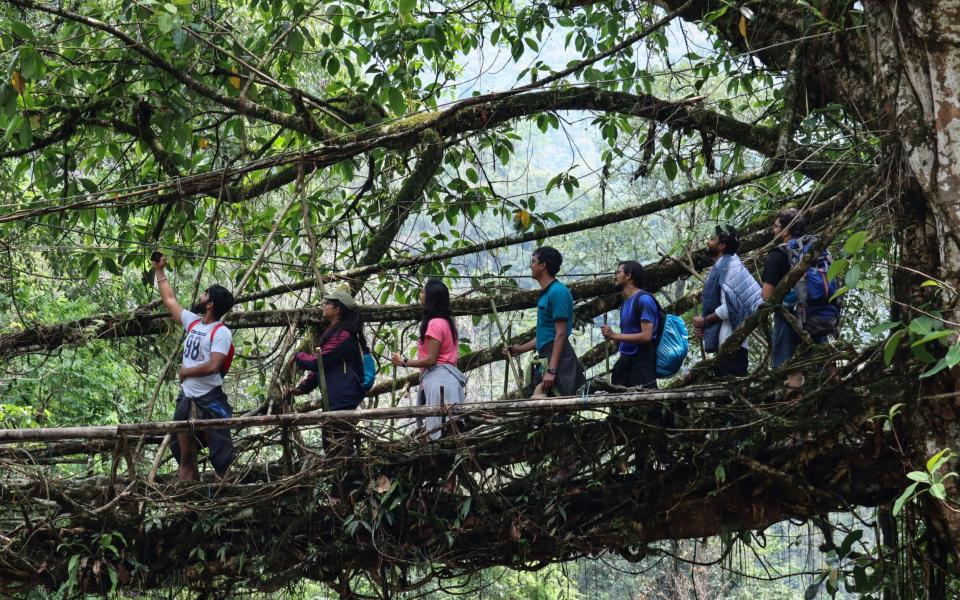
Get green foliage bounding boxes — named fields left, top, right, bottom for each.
left=0, top=0, right=945, bottom=596
left=894, top=448, right=957, bottom=516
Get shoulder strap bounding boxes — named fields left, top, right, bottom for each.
left=638, top=291, right=668, bottom=346
left=779, top=239, right=802, bottom=266
left=187, top=318, right=202, bottom=333
left=209, top=322, right=224, bottom=342
left=348, top=333, right=363, bottom=374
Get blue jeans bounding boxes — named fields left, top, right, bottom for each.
left=772, top=313, right=828, bottom=368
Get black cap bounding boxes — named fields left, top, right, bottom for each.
left=714, top=224, right=741, bottom=254
left=715, top=223, right=739, bottom=242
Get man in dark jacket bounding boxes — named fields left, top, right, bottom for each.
left=761, top=209, right=834, bottom=396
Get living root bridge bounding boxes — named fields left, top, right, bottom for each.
left=0, top=347, right=911, bottom=594
left=0, top=387, right=727, bottom=443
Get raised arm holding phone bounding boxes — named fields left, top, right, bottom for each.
left=152, top=253, right=237, bottom=482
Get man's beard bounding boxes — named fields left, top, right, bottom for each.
left=614, top=281, right=625, bottom=292
left=707, top=246, right=720, bottom=257
left=191, top=301, right=208, bottom=314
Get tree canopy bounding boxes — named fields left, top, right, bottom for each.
left=2, top=0, right=960, bottom=597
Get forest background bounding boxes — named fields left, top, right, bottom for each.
left=1, top=0, right=958, bottom=598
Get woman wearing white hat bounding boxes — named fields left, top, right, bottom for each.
left=287, top=287, right=368, bottom=454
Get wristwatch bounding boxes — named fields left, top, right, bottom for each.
left=546, top=367, right=557, bottom=375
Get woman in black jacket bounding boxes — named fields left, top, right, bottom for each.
left=286, top=287, right=368, bottom=454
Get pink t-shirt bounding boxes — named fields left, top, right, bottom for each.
left=417, top=318, right=458, bottom=367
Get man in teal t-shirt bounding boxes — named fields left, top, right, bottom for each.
left=507, top=246, right=586, bottom=396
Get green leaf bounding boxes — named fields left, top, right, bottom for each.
left=926, top=448, right=951, bottom=474
left=164, top=2, right=178, bottom=13
left=663, top=157, right=677, bottom=180
left=892, top=481, right=919, bottom=515
left=888, top=403, right=904, bottom=421
left=868, top=321, right=900, bottom=336
left=843, top=230, right=868, bottom=255
left=286, top=29, right=304, bottom=53
left=945, top=343, right=960, bottom=368
left=68, top=553, right=80, bottom=575
left=387, top=87, right=406, bottom=115
left=158, top=14, right=174, bottom=33
left=85, top=262, right=100, bottom=287
left=102, top=256, right=120, bottom=275
left=398, top=0, right=415, bottom=17
left=908, top=316, right=937, bottom=335
left=845, top=264, right=861, bottom=287
left=930, top=482, right=946, bottom=500
left=828, top=285, right=848, bottom=302
left=19, top=48, right=39, bottom=80
left=10, top=21, right=34, bottom=42
left=17, top=117, right=32, bottom=148
left=913, top=343, right=938, bottom=364
left=704, top=4, right=729, bottom=22
left=804, top=582, right=820, bottom=600
left=911, top=329, right=954, bottom=348
left=921, top=279, right=943, bottom=287
left=838, top=529, right=863, bottom=557
left=826, top=257, right=848, bottom=281
left=326, top=55, right=340, bottom=76
left=4, top=116, right=22, bottom=142
left=906, top=471, right=930, bottom=483
left=884, top=330, right=905, bottom=366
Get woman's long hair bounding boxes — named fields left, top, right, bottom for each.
left=419, top=278, right=458, bottom=343
left=318, top=300, right=369, bottom=352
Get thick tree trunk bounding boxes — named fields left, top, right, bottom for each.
left=866, top=0, right=960, bottom=562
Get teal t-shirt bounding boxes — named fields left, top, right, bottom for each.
left=536, top=280, right=574, bottom=352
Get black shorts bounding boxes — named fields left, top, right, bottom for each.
left=714, top=347, right=749, bottom=377
left=611, top=353, right=658, bottom=389
left=170, top=386, right=236, bottom=476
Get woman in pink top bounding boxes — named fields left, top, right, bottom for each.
left=391, top=279, right=465, bottom=439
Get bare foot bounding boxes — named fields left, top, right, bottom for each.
left=782, top=372, right=804, bottom=401
left=178, top=465, right=199, bottom=481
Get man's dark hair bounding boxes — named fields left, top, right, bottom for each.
left=775, top=208, right=805, bottom=238
left=206, top=285, right=235, bottom=320
left=618, top=260, right=644, bottom=287
left=715, top=224, right=741, bottom=254
left=533, top=246, right=562, bottom=276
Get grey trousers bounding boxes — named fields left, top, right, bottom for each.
left=419, top=364, right=466, bottom=440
